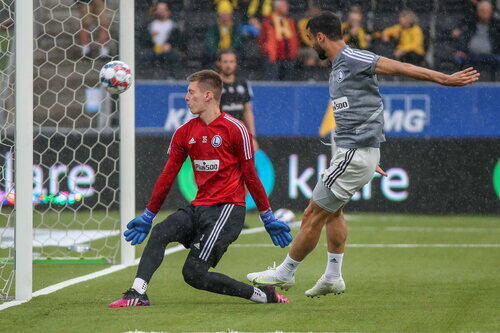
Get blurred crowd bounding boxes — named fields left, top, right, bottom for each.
left=133, top=0, right=500, bottom=81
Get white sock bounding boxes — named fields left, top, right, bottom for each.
left=324, top=252, right=343, bottom=281
left=132, top=277, right=148, bottom=294
left=250, top=287, right=267, bottom=303
left=275, top=254, right=301, bottom=280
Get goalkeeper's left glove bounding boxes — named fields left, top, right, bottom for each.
left=123, top=209, right=156, bottom=245
left=260, top=210, right=293, bottom=248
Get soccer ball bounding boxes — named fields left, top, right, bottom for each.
left=99, top=61, right=132, bottom=94
left=274, top=208, right=296, bottom=223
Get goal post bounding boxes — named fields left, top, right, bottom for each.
left=15, top=0, right=34, bottom=302
left=119, top=0, right=135, bottom=266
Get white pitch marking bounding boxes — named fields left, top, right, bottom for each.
left=231, top=243, right=500, bottom=248
left=350, top=226, right=500, bottom=233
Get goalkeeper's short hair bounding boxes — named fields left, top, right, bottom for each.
left=187, top=70, right=223, bottom=101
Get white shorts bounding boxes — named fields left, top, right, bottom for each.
left=312, top=147, right=380, bottom=212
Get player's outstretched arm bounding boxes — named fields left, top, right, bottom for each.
left=375, top=56, right=480, bottom=86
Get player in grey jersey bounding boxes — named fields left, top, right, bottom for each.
left=247, top=11, right=479, bottom=297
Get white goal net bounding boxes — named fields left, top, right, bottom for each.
left=0, top=0, right=135, bottom=301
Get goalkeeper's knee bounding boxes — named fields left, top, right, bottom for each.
left=182, top=256, right=209, bottom=290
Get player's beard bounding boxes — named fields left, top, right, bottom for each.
left=313, top=44, right=327, bottom=60
left=222, top=67, right=236, bottom=77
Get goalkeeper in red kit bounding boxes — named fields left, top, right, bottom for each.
left=109, top=70, right=292, bottom=307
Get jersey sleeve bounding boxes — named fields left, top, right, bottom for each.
left=342, top=48, right=380, bottom=75
left=146, top=127, right=187, bottom=214
left=230, top=120, right=271, bottom=212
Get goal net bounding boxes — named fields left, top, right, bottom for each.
left=0, top=0, right=135, bottom=301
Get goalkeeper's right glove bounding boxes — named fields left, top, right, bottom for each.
left=123, top=209, right=156, bottom=245
left=260, top=210, right=293, bottom=248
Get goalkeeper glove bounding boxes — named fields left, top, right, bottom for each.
left=260, top=210, right=293, bottom=248
left=124, top=208, right=156, bottom=245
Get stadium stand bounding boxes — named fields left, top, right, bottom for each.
left=124, top=0, right=500, bottom=81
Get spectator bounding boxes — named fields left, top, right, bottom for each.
left=75, top=0, right=110, bottom=58
left=381, top=9, right=425, bottom=65
left=205, top=0, right=244, bottom=64
left=297, top=6, right=322, bottom=67
left=297, top=6, right=321, bottom=48
left=454, top=0, right=500, bottom=80
left=342, top=6, right=370, bottom=50
left=259, top=0, right=299, bottom=80
left=139, top=2, right=182, bottom=68
left=238, top=0, right=273, bottom=20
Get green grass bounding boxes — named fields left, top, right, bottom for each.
left=1, top=212, right=500, bottom=332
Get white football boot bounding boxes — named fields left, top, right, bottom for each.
left=247, top=263, right=296, bottom=290
left=305, top=275, right=346, bottom=297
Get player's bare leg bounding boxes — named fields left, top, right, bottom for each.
left=247, top=201, right=331, bottom=289
left=305, top=208, right=347, bottom=297
left=289, top=201, right=331, bottom=261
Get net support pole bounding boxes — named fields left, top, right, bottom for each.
left=119, top=0, right=135, bottom=265
left=15, top=0, right=33, bottom=301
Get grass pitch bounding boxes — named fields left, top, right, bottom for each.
left=1, top=212, right=500, bottom=332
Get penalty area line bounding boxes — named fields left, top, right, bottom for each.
left=0, top=221, right=296, bottom=311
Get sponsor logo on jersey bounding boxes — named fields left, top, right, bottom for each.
left=211, top=135, right=223, bottom=147
left=194, top=159, right=220, bottom=172
left=336, top=69, right=345, bottom=83
left=188, top=137, right=196, bottom=144
left=332, top=96, right=349, bottom=111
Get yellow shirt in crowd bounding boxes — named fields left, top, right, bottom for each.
left=382, top=24, right=425, bottom=55
left=341, top=22, right=368, bottom=49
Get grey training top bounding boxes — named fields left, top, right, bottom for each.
left=329, top=46, right=385, bottom=148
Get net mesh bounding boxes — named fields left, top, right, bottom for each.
left=0, top=0, right=123, bottom=300
left=0, top=0, right=15, bottom=301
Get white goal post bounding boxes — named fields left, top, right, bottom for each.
left=5, top=0, right=136, bottom=301
left=15, top=0, right=34, bottom=302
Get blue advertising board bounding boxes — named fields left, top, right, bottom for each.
left=136, top=81, right=500, bottom=138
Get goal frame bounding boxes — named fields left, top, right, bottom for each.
left=14, top=0, right=136, bottom=301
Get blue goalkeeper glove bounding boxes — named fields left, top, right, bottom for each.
left=123, top=209, right=156, bottom=245
left=260, top=210, right=293, bottom=248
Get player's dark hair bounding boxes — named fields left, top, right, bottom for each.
left=187, top=70, right=223, bottom=101
left=216, top=49, right=238, bottom=62
left=306, top=11, right=342, bottom=41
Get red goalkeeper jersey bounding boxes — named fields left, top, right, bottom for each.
left=146, top=112, right=270, bottom=213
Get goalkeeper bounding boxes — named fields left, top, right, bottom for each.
left=109, top=70, right=292, bottom=307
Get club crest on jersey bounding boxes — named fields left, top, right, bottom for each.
left=336, top=69, right=345, bottom=83
left=332, top=96, right=349, bottom=111
left=211, top=135, right=223, bottom=147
